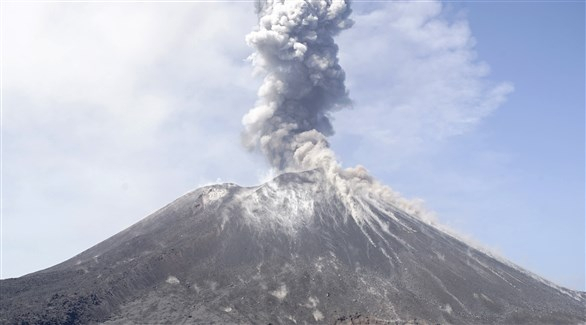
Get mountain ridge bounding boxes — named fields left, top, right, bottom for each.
left=1, top=169, right=584, bottom=324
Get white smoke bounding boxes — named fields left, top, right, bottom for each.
left=243, top=0, right=435, bottom=223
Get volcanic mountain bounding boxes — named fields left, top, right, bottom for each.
left=1, top=169, right=584, bottom=325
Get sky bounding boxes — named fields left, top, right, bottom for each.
left=1, top=0, right=584, bottom=291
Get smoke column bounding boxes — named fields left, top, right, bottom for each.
left=243, top=0, right=433, bottom=222
left=243, top=0, right=352, bottom=172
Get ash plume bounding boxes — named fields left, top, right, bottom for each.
left=243, top=0, right=432, bottom=223
left=243, top=0, right=352, bottom=172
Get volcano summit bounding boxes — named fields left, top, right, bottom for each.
left=1, top=169, right=585, bottom=324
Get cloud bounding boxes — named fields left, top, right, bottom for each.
left=333, top=1, right=513, bottom=168
left=2, top=3, right=262, bottom=278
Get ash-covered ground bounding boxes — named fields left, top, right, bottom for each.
left=2, top=170, right=584, bottom=325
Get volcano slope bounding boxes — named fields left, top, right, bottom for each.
left=1, top=170, right=585, bottom=325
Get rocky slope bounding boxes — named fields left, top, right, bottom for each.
left=1, top=170, right=584, bottom=324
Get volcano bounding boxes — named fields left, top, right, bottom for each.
left=1, top=169, right=584, bottom=325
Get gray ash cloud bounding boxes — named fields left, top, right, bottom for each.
left=243, top=0, right=353, bottom=171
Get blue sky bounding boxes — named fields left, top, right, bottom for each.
left=2, top=1, right=584, bottom=291
left=458, top=1, right=585, bottom=291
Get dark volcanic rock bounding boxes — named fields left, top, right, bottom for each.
left=1, top=170, right=585, bottom=324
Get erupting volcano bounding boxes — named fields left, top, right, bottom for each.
left=1, top=1, right=584, bottom=324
